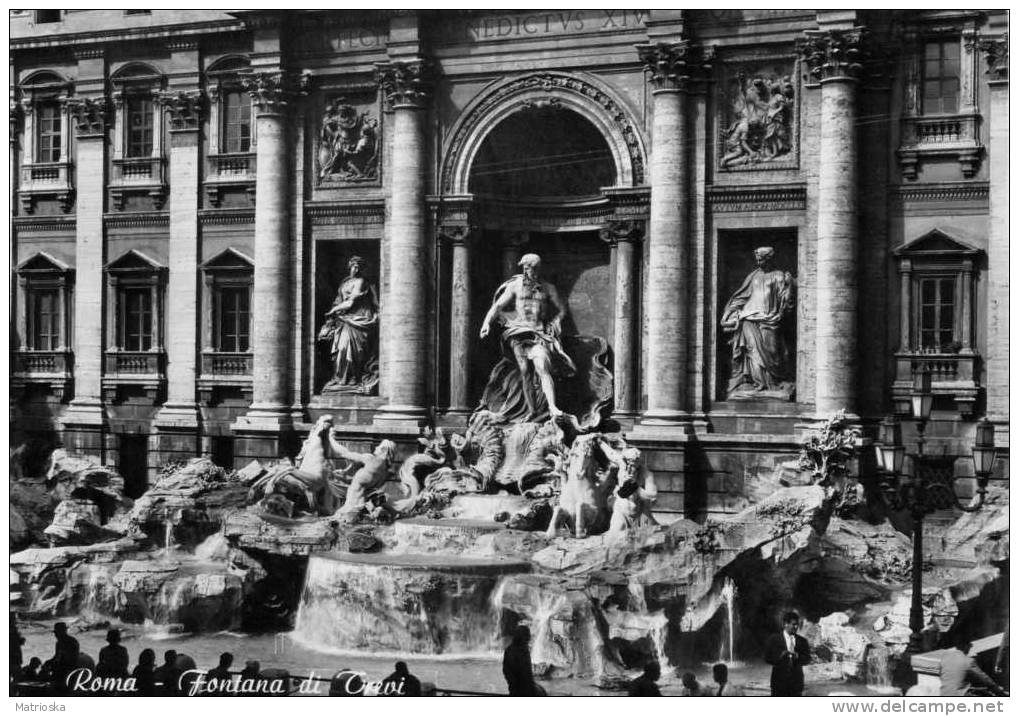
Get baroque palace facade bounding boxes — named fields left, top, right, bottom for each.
left=9, top=10, right=1009, bottom=519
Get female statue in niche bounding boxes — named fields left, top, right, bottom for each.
left=721, top=246, right=795, bottom=400
left=318, top=256, right=379, bottom=395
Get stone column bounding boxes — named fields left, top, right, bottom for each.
left=232, top=72, right=296, bottom=456
left=375, top=60, right=431, bottom=425
left=444, top=226, right=472, bottom=415
left=61, top=97, right=109, bottom=458
left=601, top=220, right=642, bottom=417
left=154, top=90, right=203, bottom=446
left=635, top=41, right=710, bottom=427
left=801, top=29, right=864, bottom=417
left=980, top=36, right=1008, bottom=424
left=501, top=232, right=528, bottom=280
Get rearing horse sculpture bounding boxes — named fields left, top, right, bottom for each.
left=247, top=415, right=342, bottom=516
left=546, top=433, right=617, bottom=538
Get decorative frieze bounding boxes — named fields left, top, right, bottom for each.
left=104, top=212, right=170, bottom=230
left=305, top=199, right=386, bottom=225
left=636, top=41, right=716, bottom=93
left=158, top=89, right=204, bottom=131
left=599, top=219, right=644, bottom=245
left=707, top=183, right=807, bottom=213
left=717, top=59, right=798, bottom=171
left=799, top=28, right=866, bottom=82
left=242, top=71, right=309, bottom=115
left=980, top=34, right=1008, bottom=82
left=65, top=96, right=108, bottom=137
left=375, top=60, right=432, bottom=110
left=316, top=97, right=380, bottom=185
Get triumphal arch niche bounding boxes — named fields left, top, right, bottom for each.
left=434, top=71, right=650, bottom=423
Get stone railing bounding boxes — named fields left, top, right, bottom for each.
left=892, top=351, right=980, bottom=417
left=104, top=350, right=164, bottom=375
left=112, top=156, right=164, bottom=184
left=898, top=114, right=982, bottom=179
left=15, top=350, right=72, bottom=375
left=207, top=152, right=256, bottom=177
left=12, top=350, right=74, bottom=401
left=102, top=350, right=166, bottom=403
left=204, top=152, right=257, bottom=208
left=202, top=352, right=253, bottom=376
left=18, top=161, right=74, bottom=213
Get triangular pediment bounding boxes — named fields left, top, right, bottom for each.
left=895, top=229, right=982, bottom=257
left=17, top=251, right=71, bottom=273
left=106, top=249, right=164, bottom=271
left=201, top=247, right=254, bottom=270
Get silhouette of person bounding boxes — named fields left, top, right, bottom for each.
left=132, top=649, right=156, bottom=696
left=764, top=611, right=811, bottom=696
left=627, top=661, right=662, bottom=696
left=502, top=625, right=544, bottom=696
left=380, top=661, right=421, bottom=696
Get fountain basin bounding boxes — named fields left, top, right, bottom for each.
left=393, top=517, right=507, bottom=553
left=293, top=551, right=529, bottom=656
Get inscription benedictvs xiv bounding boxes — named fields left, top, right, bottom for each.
left=446, top=10, right=649, bottom=43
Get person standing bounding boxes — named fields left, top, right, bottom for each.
left=153, top=650, right=181, bottom=696
left=503, top=625, right=544, bottom=696
left=627, top=661, right=662, bottom=696
left=47, top=622, right=79, bottom=695
left=96, top=629, right=129, bottom=678
left=380, top=661, right=421, bottom=696
left=940, top=637, right=1008, bottom=696
left=206, top=652, right=234, bottom=695
left=764, top=611, right=810, bottom=696
left=132, top=649, right=156, bottom=697
left=712, top=663, right=744, bottom=696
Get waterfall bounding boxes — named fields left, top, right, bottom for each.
left=82, top=566, right=105, bottom=615
left=719, top=577, right=738, bottom=665
left=163, top=517, right=174, bottom=557
left=194, top=531, right=228, bottom=563
left=864, top=644, right=894, bottom=692
left=292, top=553, right=517, bottom=657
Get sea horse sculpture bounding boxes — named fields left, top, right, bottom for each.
left=546, top=433, right=617, bottom=538
left=247, top=415, right=343, bottom=516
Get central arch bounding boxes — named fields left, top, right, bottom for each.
left=440, top=71, right=648, bottom=196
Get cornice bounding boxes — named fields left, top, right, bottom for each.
left=305, top=199, right=386, bottom=223
left=199, top=208, right=255, bottom=226
left=707, top=183, right=807, bottom=213
left=12, top=215, right=77, bottom=232
left=10, top=19, right=247, bottom=52
left=891, top=181, right=989, bottom=206
left=104, top=212, right=169, bottom=230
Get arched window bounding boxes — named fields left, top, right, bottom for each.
left=110, top=63, right=166, bottom=211
left=16, top=70, right=74, bottom=214
left=204, top=56, right=256, bottom=208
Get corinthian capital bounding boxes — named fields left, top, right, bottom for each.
left=636, top=41, right=715, bottom=93
left=64, top=97, right=109, bottom=137
left=375, top=60, right=432, bottom=109
left=157, top=90, right=204, bottom=131
left=979, top=34, right=1008, bottom=83
left=242, top=71, right=308, bottom=115
left=799, top=28, right=867, bottom=82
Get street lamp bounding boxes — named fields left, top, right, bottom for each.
left=874, top=366, right=997, bottom=654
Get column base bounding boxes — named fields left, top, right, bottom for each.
left=435, top=408, right=473, bottom=430
left=373, top=404, right=430, bottom=430
left=154, top=402, right=201, bottom=430
left=631, top=410, right=695, bottom=440
left=61, top=398, right=106, bottom=427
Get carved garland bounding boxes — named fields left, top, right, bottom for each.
left=441, top=72, right=646, bottom=193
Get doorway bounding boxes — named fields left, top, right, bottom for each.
left=118, top=435, right=149, bottom=498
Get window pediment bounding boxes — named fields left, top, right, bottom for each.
left=894, top=229, right=982, bottom=260
left=202, top=247, right=254, bottom=271
left=106, top=249, right=165, bottom=273
left=17, top=251, right=72, bottom=274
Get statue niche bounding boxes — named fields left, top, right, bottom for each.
left=721, top=246, right=795, bottom=400
left=317, top=98, right=379, bottom=183
left=720, top=64, right=796, bottom=169
left=478, top=252, right=612, bottom=430
left=318, top=255, right=380, bottom=395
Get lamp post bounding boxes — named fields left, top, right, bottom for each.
left=874, top=366, right=997, bottom=654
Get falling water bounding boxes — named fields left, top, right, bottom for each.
left=864, top=644, right=894, bottom=692
left=163, top=518, right=174, bottom=557
left=719, top=577, right=738, bottom=665
left=194, top=531, right=228, bottom=563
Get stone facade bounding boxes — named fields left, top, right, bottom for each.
left=10, top=9, right=1009, bottom=520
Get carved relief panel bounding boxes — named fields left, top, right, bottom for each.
left=315, top=91, right=381, bottom=186
left=716, top=57, right=799, bottom=172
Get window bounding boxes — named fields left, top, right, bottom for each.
left=36, top=101, right=62, bottom=163
left=922, top=40, right=960, bottom=115
left=215, top=285, right=250, bottom=352
left=35, top=10, right=61, bottom=23
left=222, top=90, right=251, bottom=153
left=122, top=288, right=153, bottom=351
left=29, top=289, right=60, bottom=350
left=918, top=276, right=956, bottom=351
left=892, top=230, right=982, bottom=417
left=126, top=96, right=154, bottom=157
